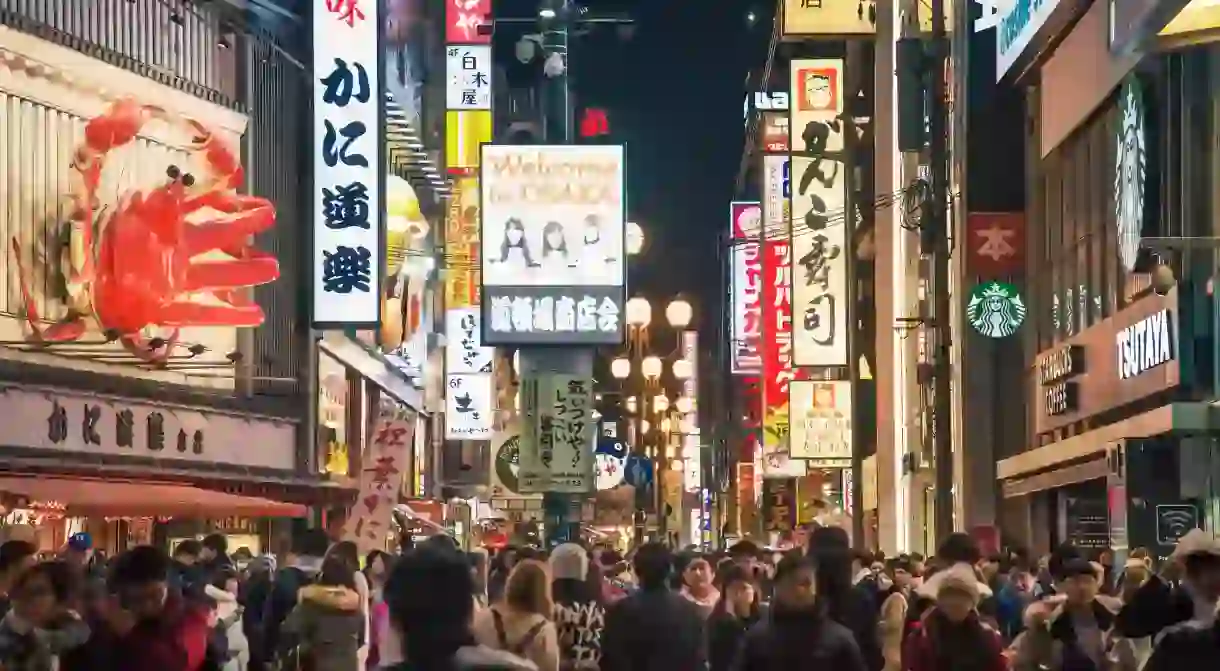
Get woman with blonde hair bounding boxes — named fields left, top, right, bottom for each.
left=473, top=559, right=560, bottom=671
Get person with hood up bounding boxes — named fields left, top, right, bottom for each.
left=280, top=554, right=365, bottom=671
left=731, top=552, right=864, bottom=671
left=1115, top=528, right=1220, bottom=640
left=549, top=544, right=603, bottom=671
left=806, top=526, right=883, bottom=671
left=263, top=528, right=330, bottom=662
left=907, top=533, right=996, bottom=640
left=600, top=542, right=705, bottom=671
left=204, top=569, right=248, bottom=671
left=383, top=543, right=538, bottom=671
left=902, top=563, right=1007, bottom=671
left=1012, top=556, right=1137, bottom=671
left=707, top=564, right=760, bottom=671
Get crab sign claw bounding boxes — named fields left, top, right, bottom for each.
left=187, top=119, right=244, bottom=190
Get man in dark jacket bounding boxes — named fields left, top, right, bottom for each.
left=601, top=542, right=706, bottom=671
left=170, top=539, right=206, bottom=599
left=807, top=527, right=883, bottom=671
left=733, top=553, right=866, bottom=671
left=198, top=534, right=233, bottom=576
left=262, top=528, right=330, bottom=660
left=1116, top=529, right=1220, bottom=640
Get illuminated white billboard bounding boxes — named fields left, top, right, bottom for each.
left=311, top=0, right=383, bottom=327
left=730, top=202, right=762, bottom=375
left=480, top=145, right=626, bottom=345
left=763, top=155, right=789, bottom=240
left=444, top=307, right=494, bottom=440
left=789, top=59, right=849, bottom=368
left=788, top=380, right=852, bottom=466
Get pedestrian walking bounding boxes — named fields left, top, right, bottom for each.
left=807, top=526, right=883, bottom=671
left=203, top=569, right=248, bottom=671
left=474, top=559, right=559, bottom=671
left=549, top=544, right=604, bottom=671
left=600, top=542, right=705, bottom=671
left=262, top=528, right=329, bottom=662
left=902, top=563, right=1007, bottom=671
left=0, top=560, right=90, bottom=671
left=279, top=554, right=365, bottom=671
left=706, top=565, right=760, bottom=671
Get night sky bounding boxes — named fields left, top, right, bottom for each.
left=563, top=0, right=769, bottom=320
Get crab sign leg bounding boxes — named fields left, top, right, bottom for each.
left=121, top=329, right=181, bottom=364
left=159, top=301, right=266, bottom=328
left=8, top=239, right=89, bottom=343
left=181, top=192, right=276, bottom=256
left=184, top=258, right=280, bottom=292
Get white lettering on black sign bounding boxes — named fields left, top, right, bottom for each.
left=1116, top=309, right=1173, bottom=380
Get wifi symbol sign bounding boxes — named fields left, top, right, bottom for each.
left=1156, top=505, right=1199, bottom=545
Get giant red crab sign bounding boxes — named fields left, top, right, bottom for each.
left=10, top=98, right=280, bottom=363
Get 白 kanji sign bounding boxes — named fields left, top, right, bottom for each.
left=966, top=212, right=1024, bottom=278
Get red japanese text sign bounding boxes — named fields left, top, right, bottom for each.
left=966, top=212, right=1025, bottom=278
left=343, top=408, right=415, bottom=553
left=731, top=201, right=763, bottom=374
left=738, top=375, right=762, bottom=462
left=760, top=240, right=795, bottom=454
left=446, top=0, right=491, bottom=44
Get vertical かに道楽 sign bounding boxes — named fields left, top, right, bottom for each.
left=312, top=0, right=383, bottom=327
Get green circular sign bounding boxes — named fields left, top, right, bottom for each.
left=494, top=433, right=522, bottom=495
left=966, top=281, right=1026, bottom=339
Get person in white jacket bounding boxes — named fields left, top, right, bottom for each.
left=206, top=576, right=250, bottom=671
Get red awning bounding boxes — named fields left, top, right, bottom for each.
left=0, top=477, right=306, bottom=518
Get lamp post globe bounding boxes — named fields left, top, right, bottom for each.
left=627, top=222, right=644, bottom=256
left=665, top=299, right=693, bottom=328
left=675, top=396, right=694, bottom=414
left=672, top=359, right=694, bottom=380
left=653, top=395, right=670, bottom=413
left=625, top=297, right=652, bottom=327
left=625, top=395, right=638, bottom=414
left=641, top=355, right=663, bottom=379
left=610, top=357, right=632, bottom=379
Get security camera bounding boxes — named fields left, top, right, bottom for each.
left=543, top=51, right=566, bottom=78
left=1152, top=263, right=1176, bottom=296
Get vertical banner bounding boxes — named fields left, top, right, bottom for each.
left=788, top=380, right=852, bottom=465
left=730, top=203, right=763, bottom=375
left=681, top=331, right=701, bottom=493
left=762, top=478, right=797, bottom=533
left=444, top=308, right=494, bottom=440
left=344, top=407, right=416, bottom=553
left=789, top=59, right=849, bottom=367
left=311, top=0, right=383, bottom=327
left=445, top=0, right=492, bottom=43
left=518, top=375, right=595, bottom=493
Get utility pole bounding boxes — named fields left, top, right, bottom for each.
left=928, top=0, right=955, bottom=539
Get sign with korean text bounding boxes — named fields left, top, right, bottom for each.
left=790, top=59, right=848, bottom=368
left=782, top=0, right=878, bottom=36
left=445, top=308, right=494, bottom=374
left=788, top=380, right=852, bottom=466
left=312, top=0, right=383, bottom=327
left=446, top=45, right=491, bottom=110
left=760, top=112, right=790, bottom=153
left=760, top=240, right=796, bottom=461
left=445, top=374, right=493, bottom=440
left=517, top=375, right=596, bottom=493
left=444, top=176, right=481, bottom=307
left=446, top=0, right=491, bottom=44
left=966, top=213, right=1025, bottom=277
left=762, top=155, right=789, bottom=243
left=343, top=407, right=416, bottom=554
left=731, top=202, right=763, bottom=375
left=481, top=145, right=626, bottom=345
left=0, top=385, right=295, bottom=471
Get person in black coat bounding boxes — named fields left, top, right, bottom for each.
left=806, top=526, right=883, bottom=671
left=708, top=565, right=761, bottom=671
left=600, top=542, right=706, bottom=671
left=1116, top=530, right=1220, bottom=640
left=1143, top=619, right=1220, bottom=671
left=731, top=553, right=866, bottom=671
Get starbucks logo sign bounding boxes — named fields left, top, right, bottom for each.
left=1115, top=77, right=1147, bottom=272
left=966, top=281, right=1026, bottom=339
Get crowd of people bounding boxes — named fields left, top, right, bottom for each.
left=0, top=523, right=1216, bottom=670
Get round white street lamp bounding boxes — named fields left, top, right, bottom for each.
left=625, top=395, right=638, bottom=414
left=610, top=357, right=631, bottom=380
left=641, top=355, right=663, bottom=380
left=652, top=395, right=670, bottom=413
left=625, top=297, right=651, bottom=327
left=665, top=299, right=693, bottom=328
left=672, top=359, right=694, bottom=380
left=675, top=396, right=694, bottom=414
left=627, top=222, right=644, bottom=256
left=640, top=419, right=651, bottom=435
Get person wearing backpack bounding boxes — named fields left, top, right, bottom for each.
left=472, top=560, right=559, bottom=671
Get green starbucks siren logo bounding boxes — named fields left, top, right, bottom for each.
left=966, top=282, right=1026, bottom=339
left=1115, top=76, right=1146, bottom=272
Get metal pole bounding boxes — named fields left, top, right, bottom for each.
left=929, top=0, right=954, bottom=539
left=846, top=42, right=865, bottom=547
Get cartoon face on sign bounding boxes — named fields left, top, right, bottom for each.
left=798, top=68, right=838, bottom=113
left=734, top=205, right=761, bottom=239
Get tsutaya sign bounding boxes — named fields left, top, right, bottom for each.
left=1117, top=309, right=1174, bottom=380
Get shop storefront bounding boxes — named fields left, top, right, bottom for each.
left=998, top=18, right=1220, bottom=552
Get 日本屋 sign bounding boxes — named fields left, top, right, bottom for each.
left=343, top=406, right=415, bottom=554
left=517, top=375, right=595, bottom=493
left=480, top=145, right=626, bottom=345
left=788, top=380, right=852, bottom=466
left=790, top=59, right=849, bottom=368
left=0, top=385, right=296, bottom=470
left=730, top=202, right=763, bottom=375
left=966, top=281, right=1027, bottom=338
left=445, top=45, right=492, bottom=110
left=446, top=0, right=491, bottom=43
left=312, top=0, right=383, bottom=327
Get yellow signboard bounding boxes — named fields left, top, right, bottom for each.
left=445, top=110, right=492, bottom=170
left=444, top=176, right=481, bottom=307
left=782, top=0, right=877, bottom=37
